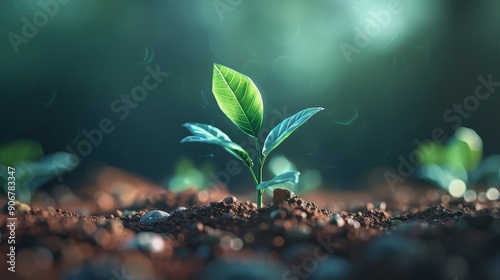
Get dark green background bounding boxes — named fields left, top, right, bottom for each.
left=1, top=0, right=499, bottom=189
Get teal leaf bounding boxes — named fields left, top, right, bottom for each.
left=212, top=63, right=264, bottom=138
left=262, top=107, right=324, bottom=157
left=257, top=171, right=300, bottom=190
left=182, top=122, right=232, bottom=141
left=181, top=123, right=254, bottom=167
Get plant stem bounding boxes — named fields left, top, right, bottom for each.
left=260, top=155, right=267, bottom=181
left=248, top=167, right=258, bottom=186
left=257, top=189, right=264, bottom=209
left=254, top=138, right=263, bottom=208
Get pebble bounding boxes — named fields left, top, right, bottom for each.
left=273, top=188, right=295, bottom=204
left=222, top=196, right=238, bottom=204
left=139, top=210, right=170, bottom=224
left=173, top=206, right=187, bottom=213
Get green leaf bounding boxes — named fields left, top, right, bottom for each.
left=212, top=63, right=264, bottom=138
left=181, top=123, right=254, bottom=167
left=257, top=170, right=300, bottom=190
left=262, top=107, right=324, bottom=157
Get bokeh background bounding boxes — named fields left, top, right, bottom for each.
left=1, top=0, right=500, bottom=198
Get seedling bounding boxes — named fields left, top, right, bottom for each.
left=181, top=64, right=323, bottom=208
left=0, top=139, right=79, bottom=203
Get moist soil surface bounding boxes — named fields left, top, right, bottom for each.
left=1, top=186, right=499, bottom=280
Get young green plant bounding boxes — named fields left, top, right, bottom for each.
left=181, top=64, right=323, bottom=208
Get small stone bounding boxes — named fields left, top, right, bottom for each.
left=273, top=188, right=295, bottom=204
left=139, top=210, right=170, bottom=224
left=173, top=206, right=187, bottom=213
left=222, top=196, right=238, bottom=204
left=367, top=202, right=374, bottom=211
left=114, top=210, right=123, bottom=218
left=379, top=202, right=387, bottom=211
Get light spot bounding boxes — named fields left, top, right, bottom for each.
left=448, top=179, right=466, bottom=198
left=463, top=190, right=477, bottom=202
left=230, top=238, right=243, bottom=251
left=478, top=192, right=487, bottom=202
left=273, top=236, right=285, bottom=247
left=268, top=155, right=296, bottom=176
left=135, top=232, right=165, bottom=253
left=220, top=235, right=232, bottom=250
left=486, top=188, right=500, bottom=200
left=298, top=169, right=322, bottom=194
left=34, top=247, right=53, bottom=269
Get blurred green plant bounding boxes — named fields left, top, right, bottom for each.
left=181, top=64, right=323, bottom=208
left=418, top=127, right=483, bottom=171
left=265, top=155, right=322, bottom=197
left=167, top=157, right=213, bottom=193
left=416, top=127, right=487, bottom=197
left=0, top=139, right=79, bottom=203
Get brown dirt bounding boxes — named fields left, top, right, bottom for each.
left=1, top=187, right=499, bottom=280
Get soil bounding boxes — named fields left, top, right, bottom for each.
left=1, top=186, right=499, bottom=280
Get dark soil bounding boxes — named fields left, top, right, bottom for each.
left=1, top=187, right=499, bottom=280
